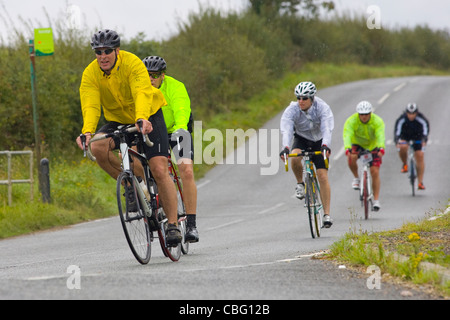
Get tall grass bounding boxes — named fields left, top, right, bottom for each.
left=0, top=158, right=116, bottom=238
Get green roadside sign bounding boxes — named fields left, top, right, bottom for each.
left=34, top=28, right=54, bottom=56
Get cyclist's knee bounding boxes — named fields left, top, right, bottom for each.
left=317, top=169, right=329, bottom=183
left=149, top=158, right=170, bottom=182
left=91, top=144, right=109, bottom=161
left=180, top=166, right=195, bottom=181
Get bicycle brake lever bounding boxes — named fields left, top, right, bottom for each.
left=80, top=134, right=87, bottom=157
left=136, top=119, right=154, bottom=148
left=284, top=153, right=289, bottom=172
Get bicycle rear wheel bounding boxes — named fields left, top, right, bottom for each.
left=305, top=177, right=320, bottom=238
left=175, top=182, right=189, bottom=254
left=157, top=209, right=182, bottom=262
left=117, top=172, right=151, bottom=264
left=409, top=158, right=416, bottom=197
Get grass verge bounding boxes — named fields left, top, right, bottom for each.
left=326, top=204, right=450, bottom=298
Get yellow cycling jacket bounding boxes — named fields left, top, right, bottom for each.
left=80, top=50, right=167, bottom=134
left=343, top=113, right=386, bottom=151
left=159, top=76, right=191, bottom=134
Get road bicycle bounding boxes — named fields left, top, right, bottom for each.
left=83, top=122, right=186, bottom=264
left=399, top=140, right=422, bottom=197
left=285, top=149, right=328, bottom=238
left=357, top=149, right=377, bottom=220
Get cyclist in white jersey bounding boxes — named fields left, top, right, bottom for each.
left=280, top=82, right=335, bottom=227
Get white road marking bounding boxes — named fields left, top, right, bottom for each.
left=197, top=179, right=211, bottom=189
left=394, top=82, right=407, bottom=92
left=378, top=93, right=390, bottom=105
left=258, top=203, right=284, bottom=215
left=205, top=219, right=244, bottom=231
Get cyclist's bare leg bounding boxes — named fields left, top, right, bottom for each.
left=316, top=168, right=330, bottom=216
left=149, top=156, right=178, bottom=225
left=347, top=153, right=359, bottom=178
left=291, top=148, right=303, bottom=183
left=91, top=138, right=122, bottom=179
left=398, top=141, right=408, bottom=165
left=177, top=160, right=197, bottom=215
left=370, top=166, right=381, bottom=201
left=415, top=150, right=425, bottom=184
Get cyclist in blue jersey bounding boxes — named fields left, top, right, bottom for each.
left=394, top=103, right=430, bottom=190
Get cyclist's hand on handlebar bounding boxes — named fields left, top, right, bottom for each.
left=136, top=119, right=153, bottom=135
left=321, top=144, right=331, bottom=158
left=76, top=133, right=91, bottom=151
left=280, top=146, right=290, bottom=161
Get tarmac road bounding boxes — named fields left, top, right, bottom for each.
left=0, top=76, right=448, bottom=302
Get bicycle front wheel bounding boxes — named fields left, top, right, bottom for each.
left=305, top=177, right=320, bottom=238
left=117, top=171, right=151, bottom=265
left=363, top=170, right=369, bottom=220
left=409, top=158, right=416, bottom=197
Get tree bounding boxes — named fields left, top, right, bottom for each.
left=249, top=0, right=334, bottom=19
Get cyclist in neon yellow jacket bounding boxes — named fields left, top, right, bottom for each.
left=143, top=56, right=199, bottom=243
left=343, top=101, right=385, bottom=211
left=76, top=30, right=181, bottom=245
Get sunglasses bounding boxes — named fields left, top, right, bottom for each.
left=94, top=48, right=115, bottom=55
left=149, top=73, right=163, bottom=79
left=297, top=96, right=310, bottom=101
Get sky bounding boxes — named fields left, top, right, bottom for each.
left=0, top=0, right=449, bottom=44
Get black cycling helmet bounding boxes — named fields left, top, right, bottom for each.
left=91, top=29, right=121, bottom=49
left=142, top=56, right=167, bottom=72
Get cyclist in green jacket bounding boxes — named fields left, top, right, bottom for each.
left=343, top=101, right=385, bottom=211
left=143, top=56, right=199, bottom=243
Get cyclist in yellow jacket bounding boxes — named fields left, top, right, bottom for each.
left=143, top=56, right=199, bottom=243
left=76, top=30, right=181, bottom=245
left=343, top=101, right=385, bottom=211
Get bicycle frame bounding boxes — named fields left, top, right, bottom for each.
left=358, top=150, right=374, bottom=219
left=399, top=140, right=422, bottom=196
left=86, top=124, right=183, bottom=263
left=88, top=127, right=154, bottom=217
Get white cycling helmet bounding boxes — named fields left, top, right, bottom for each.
left=406, top=103, right=418, bottom=113
left=295, top=81, right=317, bottom=98
left=356, top=101, right=373, bottom=114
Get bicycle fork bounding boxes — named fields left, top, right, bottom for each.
left=304, top=173, right=323, bottom=214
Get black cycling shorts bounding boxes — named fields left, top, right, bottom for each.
left=97, top=108, right=169, bottom=159
left=291, top=134, right=328, bottom=170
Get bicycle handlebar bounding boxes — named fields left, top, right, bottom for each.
left=84, top=125, right=154, bottom=161
left=284, top=151, right=328, bottom=172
